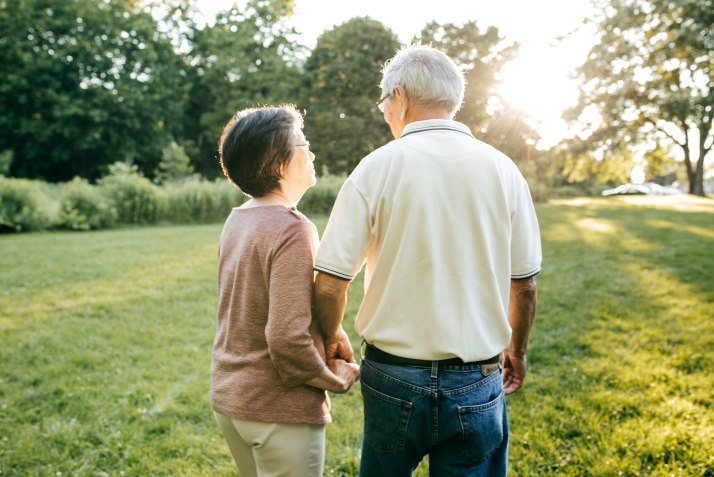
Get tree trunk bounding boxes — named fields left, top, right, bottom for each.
left=693, top=123, right=714, bottom=198
left=681, top=132, right=699, bottom=195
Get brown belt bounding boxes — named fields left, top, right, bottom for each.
left=363, top=343, right=500, bottom=367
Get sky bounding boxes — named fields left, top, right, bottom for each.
left=193, top=0, right=599, bottom=149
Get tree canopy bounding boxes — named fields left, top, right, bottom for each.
left=182, top=0, right=302, bottom=177
left=2, top=0, right=708, bottom=198
left=300, top=17, right=400, bottom=175
left=0, top=0, right=185, bottom=181
left=569, top=0, right=714, bottom=196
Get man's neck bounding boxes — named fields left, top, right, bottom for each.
left=405, top=108, right=452, bottom=124
left=390, top=108, right=452, bottom=138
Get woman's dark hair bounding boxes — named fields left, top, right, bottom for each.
left=219, top=105, right=303, bottom=198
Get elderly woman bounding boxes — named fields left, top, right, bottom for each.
left=210, top=105, right=360, bottom=477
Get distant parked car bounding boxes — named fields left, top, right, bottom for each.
left=602, top=184, right=651, bottom=196
left=660, top=186, right=684, bottom=195
left=602, top=182, right=683, bottom=197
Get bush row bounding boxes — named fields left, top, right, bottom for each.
left=0, top=165, right=346, bottom=233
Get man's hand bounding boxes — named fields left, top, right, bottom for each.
left=325, top=327, right=356, bottom=364
left=328, top=358, right=360, bottom=390
left=503, top=277, right=537, bottom=395
left=502, top=350, right=526, bottom=395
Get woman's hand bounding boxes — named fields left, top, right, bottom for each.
left=328, top=358, right=360, bottom=389
left=305, top=362, right=359, bottom=394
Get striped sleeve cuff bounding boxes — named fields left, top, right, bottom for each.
left=511, top=266, right=541, bottom=280
left=314, top=263, right=354, bottom=281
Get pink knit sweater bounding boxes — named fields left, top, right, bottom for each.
left=210, top=205, right=330, bottom=424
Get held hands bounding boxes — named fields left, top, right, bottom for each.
left=502, top=349, right=527, bottom=395
left=327, top=358, right=360, bottom=394
left=324, top=327, right=356, bottom=364
left=323, top=327, right=359, bottom=394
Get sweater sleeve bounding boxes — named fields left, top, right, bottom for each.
left=265, top=219, right=326, bottom=387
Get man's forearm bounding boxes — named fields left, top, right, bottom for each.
left=507, top=277, right=538, bottom=356
left=313, top=272, right=350, bottom=340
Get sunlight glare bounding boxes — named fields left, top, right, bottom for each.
left=499, top=50, right=581, bottom=148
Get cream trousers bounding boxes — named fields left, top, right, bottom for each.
left=213, top=411, right=326, bottom=477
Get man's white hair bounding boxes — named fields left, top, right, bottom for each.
left=380, top=44, right=465, bottom=115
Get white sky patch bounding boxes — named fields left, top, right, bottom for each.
left=194, top=0, right=601, bottom=147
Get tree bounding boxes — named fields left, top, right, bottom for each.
left=0, top=0, right=186, bottom=181
left=301, top=17, right=401, bottom=175
left=154, top=141, right=194, bottom=184
left=569, top=0, right=714, bottom=196
left=182, top=0, right=302, bottom=178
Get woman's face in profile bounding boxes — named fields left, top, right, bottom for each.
left=283, top=128, right=316, bottom=192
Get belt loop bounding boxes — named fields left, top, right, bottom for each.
left=360, top=340, right=366, bottom=361
left=431, top=360, right=438, bottom=379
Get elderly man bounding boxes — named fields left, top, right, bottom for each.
left=313, top=45, right=541, bottom=476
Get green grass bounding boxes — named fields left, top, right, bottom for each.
left=1, top=196, right=713, bottom=476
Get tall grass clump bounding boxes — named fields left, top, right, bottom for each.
left=58, top=177, right=117, bottom=230
left=160, top=178, right=246, bottom=224
left=299, top=174, right=346, bottom=216
left=99, top=163, right=160, bottom=225
left=0, top=169, right=346, bottom=233
left=0, top=176, right=58, bottom=232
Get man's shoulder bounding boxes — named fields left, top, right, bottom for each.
left=353, top=140, right=402, bottom=170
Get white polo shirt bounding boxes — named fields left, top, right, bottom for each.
left=314, top=119, right=542, bottom=362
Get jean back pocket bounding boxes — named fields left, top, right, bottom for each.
left=458, top=391, right=505, bottom=465
left=361, top=381, right=413, bottom=452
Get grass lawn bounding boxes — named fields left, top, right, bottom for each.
left=1, top=195, right=713, bottom=476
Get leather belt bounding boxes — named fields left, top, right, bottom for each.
left=363, top=343, right=500, bottom=367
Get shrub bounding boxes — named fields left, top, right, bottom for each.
left=298, top=174, right=346, bottom=216
left=0, top=176, right=58, bottom=232
left=58, top=177, right=117, bottom=230
left=212, top=179, right=249, bottom=218
left=154, top=142, right=194, bottom=184
left=100, top=163, right=160, bottom=225
left=160, top=178, right=246, bottom=224
left=0, top=150, right=13, bottom=176
left=550, top=183, right=611, bottom=199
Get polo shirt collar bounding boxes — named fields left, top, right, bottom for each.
left=400, top=119, right=475, bottom=139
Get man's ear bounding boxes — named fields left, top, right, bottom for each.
left=394, top=85, right=408, bottom=120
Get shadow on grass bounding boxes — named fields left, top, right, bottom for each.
left=508, top=198, right=714, bottom=476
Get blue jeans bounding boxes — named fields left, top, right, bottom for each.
left=358, top=358, right=508, bottom=477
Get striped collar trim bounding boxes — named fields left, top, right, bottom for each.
left=400, top=123, right=475, bottom=139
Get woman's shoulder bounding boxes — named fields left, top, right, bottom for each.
left=228, top=206, right=317, bottom=242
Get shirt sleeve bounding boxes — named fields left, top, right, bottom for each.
left=314, top=179, right=372, bottom=281
left=265, top=220, right=326, bottom=387
left=510, top=178, right=542, bottom=279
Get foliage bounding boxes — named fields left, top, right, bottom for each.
left=99, top=162, right=160, bottom=225
left=0, top=150, right=13, bottom=176
left=182, top=0, right=303, bottom=178
left=301, top=17, right=401, bottom=175
left=297, top=173, right=346, bottom=215
left=0, top=0, right=186, bottom=181
left=569, top=0, right=714, bottom=196
left=154, top=142, right=195, bottom=185
left=58, top=177, right=116, bottom=230
left=2, top=198, right=714, bottom=475
left=0, top=170, right=344, bottom=233
left=160, top=177, right=246, bottom=224
left=0, top=176, right=58, bottom=232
